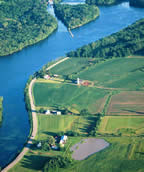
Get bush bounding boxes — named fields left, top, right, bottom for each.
left=43, top=156, right=72, bottom=172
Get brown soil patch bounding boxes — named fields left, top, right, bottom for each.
left=107, top=91, right=144, bottom=116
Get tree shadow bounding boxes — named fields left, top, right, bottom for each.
left=42, top=131, right=57, bottom=136
left=21, top=154, right=50, bottom=170
left=122, top=109, right=144, bottom=115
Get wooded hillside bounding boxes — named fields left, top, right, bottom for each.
left=67, top=18, right=144, bottom=58
left=0, top=0, right=57, bottom=56
left=86, top=0, right=124, bottom=6
left=54, top=4, right=99, bottom=29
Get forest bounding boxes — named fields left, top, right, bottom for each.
left=54, top=4, right=99, bottom=29
left=85, top=0, right=124, bottom=5
left=67, top=18, right=144, bottom=58
left=0, top=0, right=57, bottom=56
left=130, top=0, right=144, bottom=8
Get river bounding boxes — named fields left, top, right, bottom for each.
left=0, top=1, right=144, bottom=168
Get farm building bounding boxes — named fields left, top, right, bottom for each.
left=51, top=111, right=61, bottom=115
left=45, top=110, right=51, bottom=115
left=60, top=135, right=68, bottom=147
left=44, top=75, right=50, bottom=80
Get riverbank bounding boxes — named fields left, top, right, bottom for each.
left=2, top=57, right=69, bottom=172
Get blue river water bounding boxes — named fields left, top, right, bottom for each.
left=0, top=1, right=144, bottom=168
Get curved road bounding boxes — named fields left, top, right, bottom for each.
left=2, top=57, right=69, bottom=172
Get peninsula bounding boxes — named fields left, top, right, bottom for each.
left=54, top=4, right=99, bottom=29
left=0, top=0, right=57, bottom=56
left=67, top=18, right=144, bottom=58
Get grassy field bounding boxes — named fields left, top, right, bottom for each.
left=74, top=57, right=144, bottom=89
left=33, top=82, right=109, bottom=114
left=60, top=137, right=144, bottom=172
left=37, top=115, right=78, bottom=140
left=107, top=91, right=144, bottom=116
left=98, top=116, right=144, bottom=136
left=37, top=115, right=97, bottom=139
left=10, top=56, right=144, bottom=172
left=9, top=114, right=94, bottom=172
left=49, top=58, right=93, bottom=76
left=0, top=97, right=3, bottom=125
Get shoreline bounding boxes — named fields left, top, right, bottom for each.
left=2, top=57, right=69, bottom=172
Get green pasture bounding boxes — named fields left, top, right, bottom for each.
left=75, top=57, right=144, bottom=89
left=37, top=115, right=97, bottom=139
left=98, top=116, right=144, bottom=135
left=37, top=115, right=77, bottom=139
left=49, top=57, right=93, bottom=76
left=9, top=137, right=144, bottom=172
left=33, top=82, right=109, bottom=114
left=60, top=137, right=144, bottom=172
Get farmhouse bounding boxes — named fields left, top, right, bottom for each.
left=45, top=110, right=51, bottom=115
left=44, top=75, right=50, bottom=80
left=51, top=111, right=61, bottom=115
left=60, top=135, right=68, bottom=146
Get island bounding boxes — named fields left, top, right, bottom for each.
left=67, top=18, right=144, bottom=58
left=0, top=97, right=3, bottom=126
left=130, top=0, right=144, bottom=8
left=54, top=4, right=99, bottom=29
left=86, top=0, right=124, bottom=6
left=0, top=0, right=57, bottom=56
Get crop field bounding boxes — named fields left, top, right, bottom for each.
left=107, top=91, right=144, bottom=116
left=98, top=116, right=144, bottom=135
left=75, top=58, right=144, bottom=89
left=49, top=57, right=91, bottom=76
left=37, top=115, right=97, bottom=140
left=33, top=82, right=109, bottom=114
left=37, top=115, right=78, bottom=139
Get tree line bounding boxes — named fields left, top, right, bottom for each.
left=129, top=0, right=144, bottom=8
left=67, top=18, right=144, bottom=58
left=86, top=0, right=125, bottom=6
left=54, top=4, right=99, bottom=29
left=0, top=0, right=58, bottom=56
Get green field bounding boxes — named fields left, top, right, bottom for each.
left=9, top=114, right=94, bottom=172
left=33, top=82, right=109, bottom=114
left=61, top=137, right=144, bottom=172
left=37, top=115, right=77, bottom=139
left=37, top=115, right=97, bottom=139
left=49, top=58, right=92, bottom=76
left=0, top=97, right=3, bottom=125
left=98, top=116, right=144, bottom=136
left=74, top=57, right=144, bottom=89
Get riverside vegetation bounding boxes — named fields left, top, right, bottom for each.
left=0, top=0, right=57, bottom=56
left=130, top=0, right=144, bottom=8
left=67, top=18, right=144, bottom=58
left=86, top=0, right=124, bottom=5
left=54, top=4, right=99, bottom=29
